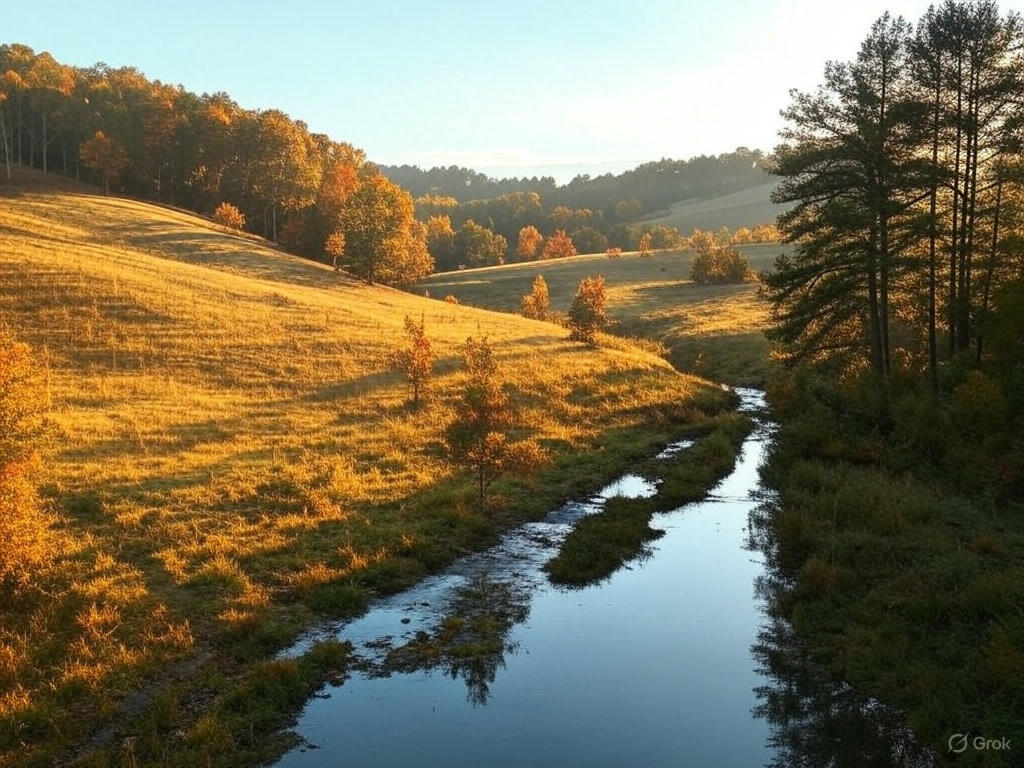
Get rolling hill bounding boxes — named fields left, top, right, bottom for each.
left=0, top=172, right=730, bottom=765
left=417, top=244, right=781, bottom=386
left=639, top=180, right=789, bottom=233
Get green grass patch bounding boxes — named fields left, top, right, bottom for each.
left=546, top=411, right=752, bottom=586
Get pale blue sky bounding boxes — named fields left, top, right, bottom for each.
left=9, top=0, right=940, bottom=180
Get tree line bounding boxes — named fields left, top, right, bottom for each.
left=381, top=148, right=772, bottom=213
left=767, top=1, right=1024, bottom=388
left=0, top=44, right=432, bottom=285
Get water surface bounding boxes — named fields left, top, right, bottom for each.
left=277, top=390, right=776, bottom=767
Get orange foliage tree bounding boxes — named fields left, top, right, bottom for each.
left=79, top=130, right=127, bottom=194
left=213, top=202, right=246, bottom=230
left=341, top=173, right=434, bottom=285
left=541, top=229, right=576, bottom=260
left=516, top=225, right=543, bottom=261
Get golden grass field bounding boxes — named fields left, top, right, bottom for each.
left=417, top=244, right=783, bottom=385
left=0, top=173, right=737, bottom=765
left=638, top=180, right=789, bottom=233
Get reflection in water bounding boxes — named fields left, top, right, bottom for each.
left=748, top=516, right=937, bottom=766
left=275, top=389, right=928, bottom=768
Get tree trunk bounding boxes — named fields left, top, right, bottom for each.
left=41, top=113, right=47, bottom=176
left=976, top=180, right=1002, bottom=364
left=949, top=54, right=963, bottom=356
left=927, top=57, right=941, bottom=392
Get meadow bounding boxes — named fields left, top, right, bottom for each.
left=0, top=175, right=733, bottom=765
left=417, top=243, right=783, bottom=386
left=638, top=180, right=789, bottom=233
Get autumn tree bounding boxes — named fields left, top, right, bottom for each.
left=324, top=230, right=346, bottom=270
left=213, top=202, right=245, bottom=230
left=0, top=334, right=54, bottom=596
left=541, top=229, right=576, bottom=260
left=444, top=336, right=544, bottom=506
left=638, top=231, right=653, bottom=257
left=247, top=110, right=322, bottom=240
left=341, top=173, right=434, bottom=285
left=79, top=130, right=127, bottom=194
left=456, top=220, right=508, bottom=267
left=567, top=276, right=608, bottom=344
left=394, top=314, right=433, bottom=406
left=425, top=214, right=456, bottom=270
left=571, top=226, right=608, bottom=254
left=520, top=275, right=550, bottom=320
left=516, top=225, right=544, bottom=261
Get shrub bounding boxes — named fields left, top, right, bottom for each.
left=393, top=314, right=433, bottom=406
left=520, top=275, right=550, bottom=320
left=212, top=202, right=246, bottom=231
left=567, top=276, right=607, bottom=344
left=444, top=294, right=459, bottom=304
left=606, top=247, right=623, bottom=259
left=690, top=238, right=753, bottom=284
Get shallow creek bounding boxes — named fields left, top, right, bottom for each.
left=273, top=389, right=928, bottom=767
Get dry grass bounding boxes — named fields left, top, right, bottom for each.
left=638, top=180, right=790, bottom=232
left=0, top=177, right=729, bottom=765
left=417, top=245, right=781, bottom=385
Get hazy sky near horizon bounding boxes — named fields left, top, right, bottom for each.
left=10, top=0, right=944, bottom=181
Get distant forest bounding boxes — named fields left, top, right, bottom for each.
left=0, top=43, right=776, bottom=277
left=382, top=150, right=777, bottom=270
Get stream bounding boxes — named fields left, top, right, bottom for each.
left=273, top=389, right=930, bottom=767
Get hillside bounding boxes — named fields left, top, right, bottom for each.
left=417, top=244, right=781, bottom=385
left=0, top=176, right=731, bottom=765
left=639, top=181, right=789, bottom=233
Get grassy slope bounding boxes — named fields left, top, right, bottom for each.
left=417, top=244, right=782, bottom=385
left=639, top=180, right=790, bottom=232
left=0, top=178, right=731, bottom=765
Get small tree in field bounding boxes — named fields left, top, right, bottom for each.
left=567, top=276, right=607, bottom=344
left=0, top=334, right=54, bottom=596
left=325, top=230, right=346, bottom=271
left=520, top=275, right=550, bottom=320
left=213, top=202, right=246, bottom=231
left=638, top=232, right=653, bottom=257
left=393, top=314, right=433, bottom=406
left=445, top=336, right=545, bottom=506
left=606, top=246, right=623, bottom=259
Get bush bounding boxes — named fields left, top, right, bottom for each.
left=567, top=276, right=607, bottom=344
left=212, top=202, right=246, bottom=231
left=606, top=247, right=623, bottom=259
left=690, top=239, right=753, bottom=284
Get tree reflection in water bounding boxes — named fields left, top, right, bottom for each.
left=750, top=575, right=938, bottom=768
left=375, top=573, right=528, bottom=707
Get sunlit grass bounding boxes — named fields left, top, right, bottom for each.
left=416, top=245, right=779, bottom=385
left=0, top=183, right=730, bottom=764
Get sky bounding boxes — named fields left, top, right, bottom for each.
left=8, top=0, right=945, bottom=182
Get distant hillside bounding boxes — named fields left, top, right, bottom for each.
left=0, top=171, right=725, bottom=765
left=380, top=148, right=774, bottom=214
left=640, top=181, right=791, bottom=233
